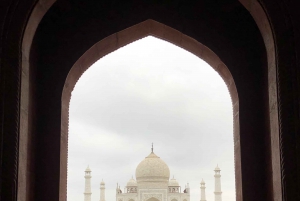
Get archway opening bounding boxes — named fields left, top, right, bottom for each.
left=67, top=36, right=235, bottom=201
left=16, top=0, right=281, bottom=200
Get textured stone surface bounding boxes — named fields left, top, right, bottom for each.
left=136, top=152, right=170, bottom=183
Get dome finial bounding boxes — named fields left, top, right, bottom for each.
left=151, top=143, right=153, bottom=153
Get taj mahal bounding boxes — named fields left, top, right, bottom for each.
left=83, top=146, right=222, bottom=201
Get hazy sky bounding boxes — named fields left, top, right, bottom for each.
left=67, top=36, right=235, bottom=201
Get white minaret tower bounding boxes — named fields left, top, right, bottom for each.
left=84, top=166, right=92, bottom=201
left=200, top=179, right=206, bottom=201
left=186, top=183, right=190, bottom=195
left=100, top=179, right=105, bottom=201
left=214, top=165, right=222, bottom=201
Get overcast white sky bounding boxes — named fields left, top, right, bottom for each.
left=67, top=36, right=235, bottom=201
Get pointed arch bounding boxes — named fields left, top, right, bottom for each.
left=61, top=19, right=239, bottom=201
left=147, top=197, right=160, bottom=201
left=19, top=1, right=280, bottom=201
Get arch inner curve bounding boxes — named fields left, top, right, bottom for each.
left=62, top=19, right=239, bottom=201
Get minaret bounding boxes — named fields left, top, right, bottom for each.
left=214, top=165, right=222, bottom=201
left=186, top=183, right=190, bottom=195
left=84, top=166, right=92, bottom=201
left=115, top=183, right=118, bottom=201
left=100, top=179, right=105, bottom=201
left=200, top=179, right=206, bottom=201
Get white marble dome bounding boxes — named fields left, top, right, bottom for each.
left=135, top=152, right=170, bottom=182
left=127, top=177, right=137, bottom=186
left=168, top=177, right=179, bottom=186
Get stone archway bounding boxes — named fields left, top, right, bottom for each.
left=19, top=1, right=281, bottom=201
left=62, top=19, right=239, bottom=201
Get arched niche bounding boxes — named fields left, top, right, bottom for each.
left=147, top=197, right=160, bottom=201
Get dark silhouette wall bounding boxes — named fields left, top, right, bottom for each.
left=0, top=0, right=299, bottom=201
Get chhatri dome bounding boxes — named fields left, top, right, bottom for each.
left=127, top=177, right=137, bottom=186
left=169, top=176, right=179, bottom=186
left=135, top=144, right=170, bottom=183
left=85, top=165, right=91, bottom=172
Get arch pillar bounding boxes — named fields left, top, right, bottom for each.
left=239, top=1, right=281, bottom=200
